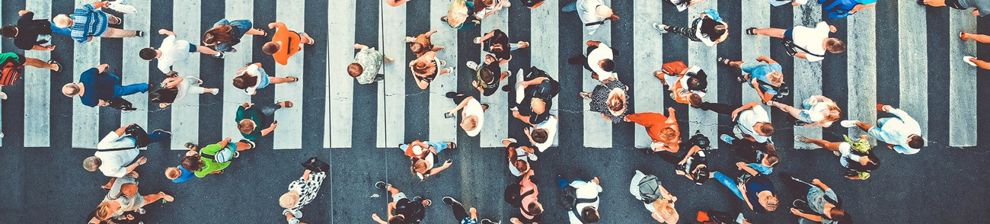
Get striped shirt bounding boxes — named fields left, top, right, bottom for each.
left=69, top=4, right=109, bottom=43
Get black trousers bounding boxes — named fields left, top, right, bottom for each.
left=665, top=21, right=702, bottom=42
left=782, top=174, right=814, bottom=211
left=694, top=102, right=741, bottom=115
left=447, top=199, right=469, bottom=221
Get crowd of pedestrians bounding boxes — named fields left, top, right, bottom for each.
left=0, top=0, right=982, bottom=223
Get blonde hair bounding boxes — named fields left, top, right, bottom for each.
left=83, top=156, right=101, bottom=172
left=94, top=201, right=114, bottom=221
left=279, top=191, right=300, bottom=209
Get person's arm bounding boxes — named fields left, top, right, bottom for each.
left=736, top=162, right=759, bottom=176
left=678, top=146, right=701, bottom=165
left=426, top=160, right=454, bottom=177
left=756, top=55, right=778, bottom=64
left=218, top=137, right=231, bottom=148
left=158, top=29, right=176, bottom=36
left=121, top=156, right=148, bottom=176
left=31, top=45, right=55, bottom=51
left=447, top=96, right=474, bottom=114
left=848, top=3, right=874, bottom=14
left=96, top=64, right=110, bottom=74
left=18, top=10, right=31, bottom=16
left=268, top=21, right=286, bottom=30
left=353, top=43, right=369, bottom=50
left=811, top=178, right=830, bottom=191
left=731, top=102, right=759, bottom=120
left=301, top=169, right=312, bottom=181
left=790, top=208, right=824, bottom=222
left=512, top=111, right=534, bottom=125
left=586, top=40, right=601, bottom=47
left=973, top=9, right=981, bottom=17
left=665, top=107, right=678, bottom=125
left=751, top=80, right=774, bottom=103
left=261, top=121, right=278, bottom=136
left=520, top=77, right=548, bottom=88
left=737, top=183, right=754, bottom=210
left=371, top=213, right=388, bottom=224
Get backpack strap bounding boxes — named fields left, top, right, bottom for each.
left=570, top=197, right=598, bottom=223
left=585, top=20, right=607, bottom=27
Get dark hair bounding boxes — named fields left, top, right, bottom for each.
left=203, top=25, right=235, bottom=45
left=700, top=18, right=727, bottom=41
left=531, top=129, right=548, bottom=143
left=826, top=38, right=846, bottom=53
left=0, top=26, right=16, bottom=38
left=693, top=164, right=710, bottom=185
left=139, top=48, right=157, bottom=60
left=600, top=59, right=615, bottom=72
left=151, top=88, right=178, bottom=104
left=232, top=75, right=257, bottom=89
left=765, top=154, right=780, bottom=166
left=581, top=207, right=600, bottom=223
left=759, top=123, right=775, bottom=135
left=181, top=155, right=203, bottom=171
left=387, top=215, right=406, bottom=224
left=347, top=63, right=364, bottom=78
left=908, top=136, right=924, bottom=149
left=262, top=42, right=279, bottom=55
left=527, top=202, right=544, bottom=215
left=830, top=207, right=850, bottom=222
left=687, top=70, right=708, bottom=91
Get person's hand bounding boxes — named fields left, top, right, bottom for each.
left=735, top=162, right=747, bottom=169
left=973, top=9, right=980, bottom=17
left=137, top=156, right=148, bottom=165
left=609, top=15, right=620, bottom=21
left=93, top=1, right=109, bottom=8
left=790, top=208, right=802, bottom=215
left=442, top=159, right=453, bottom=167
left=829, top=25, right=837, bottom=33
left=812, top=178, right=822, bottom=185
left=128, top=171, right=140, bottom=178
left=45, top=45, right=56, bottom=51
left=591, top=176, right=601, bottom=184
left=268, top=22, right=278, bottom=29
left=18, top=10, right=30, bottom=16
left=223, top=137, right=232, bottom=142
left=270, top=121, right=279, bottom=129
left=876, top=103, right=888, bottom=112
left=353, top=44, right=366, bottom=49
left=241, top=102, right=253, bottom=108
left=97, top=64, right=110, bottom=72
left=185, top=150, right=197, bottom=156
left=731, top=108, right=742, bottom=121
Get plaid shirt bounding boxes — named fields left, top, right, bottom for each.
left=69, top=4, right=109, bottom=43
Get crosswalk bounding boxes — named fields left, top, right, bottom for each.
left=1, top=0, right=984, bottom=150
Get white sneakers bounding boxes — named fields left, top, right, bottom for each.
left=652, top=23, right=668, bottom=34
left=840, top=120, right=859, bottom=128
left=963, top=56, right=977, bottom=67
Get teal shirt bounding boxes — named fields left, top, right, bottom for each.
left=234, top=106, right=264, bottom=141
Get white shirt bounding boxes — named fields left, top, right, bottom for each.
left=734, top=105, right=771, bottom=143
left=791, top=21, right=830, bottom=62
left=156, top=35, right=193, bottom=74
left=769, top=0, right=807, bottom=7
left=869, top=108, right=922, bottom=154
left=507, top=147, right=538, bottom=177
left=532, top=116, right=558, bottom=152
left=586, top=44, right=617, bottom=81
left=95, top=132, right=140, bottom=178
left=568, top=180, right=603, bottom=224
left=837, top=142, right=862, bottom=168
left=461, top=98, right=485, bottom=137
left=676, top=66, right=707, bottom=97
left=577, top=0, right=608, bottom=35
left=240, top=64, right=265, bottom=95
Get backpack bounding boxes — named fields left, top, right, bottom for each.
left=0, top=54, right=25, bottom=86
left=200, top=144, right=236, bottom=163
left=843, top=135, right=872, bottom=154
left=637, top=175, right=663, bottom=203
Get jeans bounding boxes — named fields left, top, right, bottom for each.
left=147, top=129, right=171, bottom=144
left=114, top=83, right=149, bottom=97
left=446, top=199, right=472, bottom=222
left=713, top=171, right=744, bottom=200
left=398, top=141, right=450, bottom=153
left=561, top=2, right=577, bottom=12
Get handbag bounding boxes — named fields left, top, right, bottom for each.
left=124, top=124, right=151, bottom=147
left=108, top=98, right=137, bottom=111
left=301, top=157, right=330, bottom=173
left=782, top=39, right=826, bottom=58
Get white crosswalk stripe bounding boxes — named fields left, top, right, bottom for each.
left=71, top=0, right=102, bottom=149
left=479, top=7, right=509, bottom=148
left=632, top=0, right=664, bottom=149
left=793, top=3, right=824, bottom=149
left=846, top=7, right=878, bottom=142
left=531, top=0, right=561, bottom=148
left=169, top=0, right=199, bottom=150
left=949, top=10, right=978, bottom=147
left=898, top=1, right=930, bottom=147
left=221, top=0, right=254, bottom=146
left=23, top=0, right=52, bottom=147
left=688, top=0, right=719, bottom=149
left=273, top=0, right=306, bottom=150
left=327, top=0, right=356, bottom=148
left=376, top=0, right=404, bottom=148
left=582, top=0, right=613, bottom=148
left=428, top=0, right=459, bottom=146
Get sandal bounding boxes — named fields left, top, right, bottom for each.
left=48, top=60, right=61, bottom=72
left=745, top=27, right=757, bottom=35
left=287, top=76, right=300, bottom=82
left=448, top=142, right=457, bottom=149
left=279, top=101, right=294, bottom=108
left=716, top=57, right=732, bottom=66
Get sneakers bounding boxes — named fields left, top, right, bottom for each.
left=135, top=30, right=144, bottom=37
left=213, top=52, right=224, bottom=59
left=374, top=181, right=387, bottom=190
left=652, top=23, right=668, bottom=34
left=719, top=134, right=735, bottom=145
left=239, top=139, right=256, bottom=149
left=963, top=56, right=978, bottom=67
left=442, top=196, right=457, bottom=206
left=840, top=120, right=859, bottom=128
left=184, top=142, right=197, bottom=149
left=209, top=88, right=219, bottom=95
left=445, top=92, right=459, bottom=98
left=466, top=61, right=479, bottom=70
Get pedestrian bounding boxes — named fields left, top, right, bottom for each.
left=406, top=30, right=444, bottom=57
left=630, top=170, right=680, bottom=224
left=626, top=107, right=681, bottom=154
left=140, top=29, right=223, bottom=73
left=783, top=175, right=851, bottom=223
left=349, top=43, right=391, bottom=85
left=441, top=0, right=481, bottom=30
left=280, top=157, right=329, bottom=224
left=509, top=67, right=559, bottom=135
left=665, top=0, right=708, bottom=11
left=475, top=29, right=528, bottom=64
left=445, top=92, right=488, bottom=136
left=164, top=142, right=198, bottom=184
left=0, top=52, right=60, bottom=100
left=717, top=55, right=787, bottom=103
left=203, top=19, right=267, bottom=55
left=262, top=21, right=316, bottom=65
left=371, top=182, right=431, bottom=224
left=580, top=78, right=629, bottom=124
left=747, top=21, right=844, bottom=62
left=62, top=64, right=149, bottom=108
left=960, top=32, right=990, bottom=70
left=87, top=174, right=175, bottom=224
left=797, top=135, right=880, bottom=180
left=721, top=136, right=779, bottom=176
left=695, top=101, right=775, bottom=143
left=400, top=140, right=457, bottom=180
left=506, top=169, right=544, bottom=223
left=472, top=0, right=512, bottom=20
left=410, top=50, right=454, bottom=89
left=767, top=95, right=841, bottom=128
left=568, top=40, right=616, bottom=82
left=655, top=60, right=708, bottom=106
left=921, top=0, right=990, bottom=16
left=653, top=9, right=729, bottom=47
left=52, top=1, right=143, bottom=43
left=468, top=55, right=509, bottom=96
left=441, top=196, right=499, bottom=224
left=0, top=9, right=58, bottom=51
left=236, top=101, right=293, bottom=142
left=558, top=176, right=603, bottom=224
left=562, top=0, right=619, bottom=36
left=502, top=138, right=538, bottom=177
left=674, top=143, right=712, bottom=185
left=151, top=71, right=219, bottom=109
left=840, top=103, right=924, bottom=154
left=525, top=114, right=558, bottom=152
left=232, top=62, right=299, bottom=95
left=712, top=170, right=779, bottom=213
left=83, top=124, right=169, bottom=179
left=181, top=137, right=255, bottom=178
left=819, top=0, right=876, bottom=19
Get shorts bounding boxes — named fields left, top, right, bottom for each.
left=784, top=28, right=794, bottom=40
left=256, top=68, right=272, bottom=89
left=391, top=192, right=407, bottom=202
left=227, top=20, right=253, bottom=39
left=187, top=43, right=197, bottom=53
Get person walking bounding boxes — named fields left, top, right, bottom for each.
left=1, top=9, right=58, bottom=51
left=656, top=60, right=708, bottom=106
left=506, top=169, right=544, bottom=223
left=653, top=9, right=729, bottom=47
left=630, top=170, right=680, bottom=224
left=236, top=101, right=293, bottom=142
left=797, top=135, right=880, bottom=180
left=525, top=114, right=558, bottom=152
left=568, top=40, right=616, bottom=82
left=280, top=157, right=329, bottom=224
left=819, top=0, right=876, bottom=19
left=712, top=170, right=779, bottom=213
left=675, top=142, right=712, bottom=185
left=475, top=29, right=528, bottom=64
left=232, top=62, right=298, bottom=96
left=52, top=1, right=143, bottom=43
left=768, top=95, right=840, bottom=128
left=783, top=175, right=851, bottom=223
left=695, top=101, right=775, bottom=143
left=920, top=0, right=990, bottom=17
left=371, top=182, right=431, bottom=224
left=581, top=78, right=629, bottom=124
left=960, top=32, right=990, bottom=70
left=88, top=174, right=175, bottom=224
left=558, top=175, right=603, bottom=224
left=840, top=103, right=924, bottom=155
left=746, top=21, right=844, bottom=62
left=445, top=92, right=488, bottom=136
left=441, top=0, right=481, bottom=30
left=203, top=19, right=267, bottom=55
left=0, top=52, right=60, bottom=100
left=151, top=71, right=219, bottom=109
left=140, top=29, right=223, bottom=73
left=467, top=54, right=509, bottom=96
left=509, top=67, right=559, bottom=130
left=441, top=196, right=498, bottom=224
left=562, top=0, right=619, bottom=36
left=263, top=21, right=316, bottom=65
left=400, top=139, right=457, bottom=180
left=406, top=30, right=444, bottom=57
left=717, top=55, right=786, bottom=103
left=62, top=64, right=149, bottom=108
left=181, top=137, right=255, bottom=178
left=625, top=107, right=681, bottom=154
left=502, top=138, right=538, bottom=177
left=348, top=43, right=391, bottom=85
left=410, top=50, right=455, bottom=89
left=83, top=124, right=170, bottom=179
